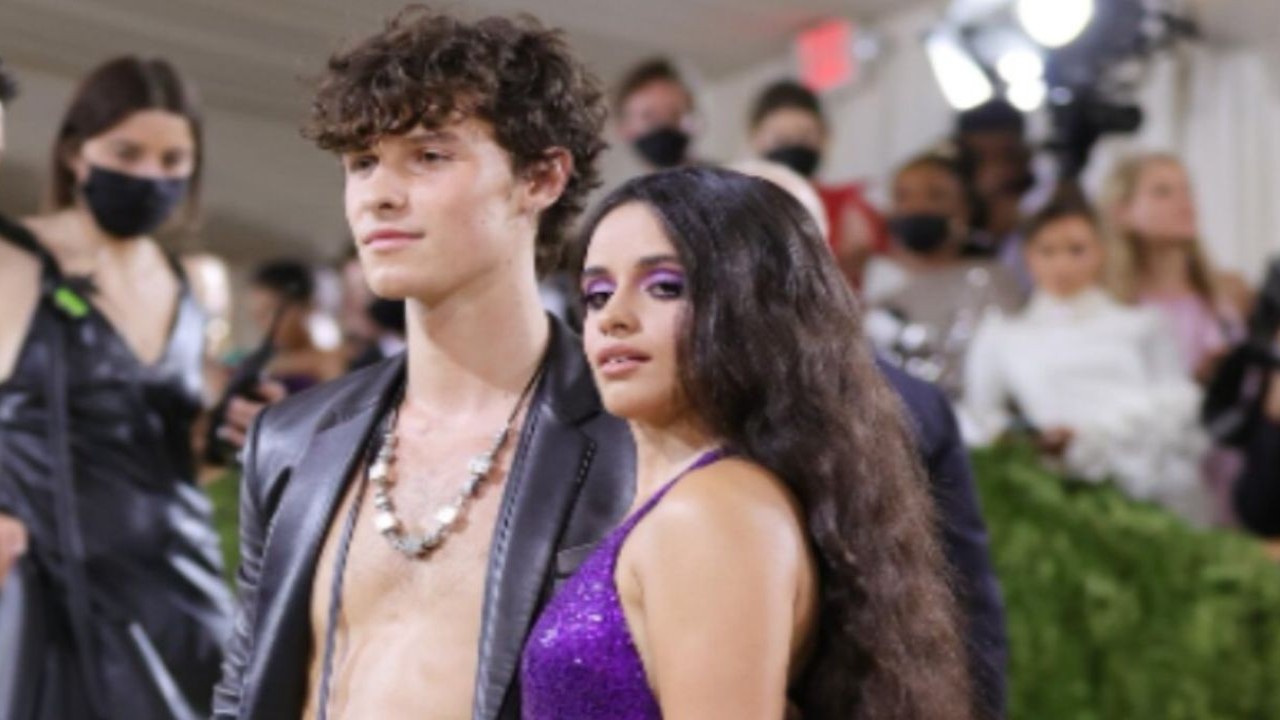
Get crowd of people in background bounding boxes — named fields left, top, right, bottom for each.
left=0, top=8, right=1278, bottom=719
left=602, top=55, right=1278, bottom=532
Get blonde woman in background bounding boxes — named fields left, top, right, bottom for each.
left=1102, top=152, right=1255, bottom=526
left=1102, top=152, right=1253, bottom=382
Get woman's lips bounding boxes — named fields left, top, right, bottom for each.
left=596, top=345, right=651, bottom=379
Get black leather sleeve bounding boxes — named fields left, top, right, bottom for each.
left=211, top=405, right=274, bottom=720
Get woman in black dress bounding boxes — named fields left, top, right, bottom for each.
left=0, top=56, right=230, bottom=720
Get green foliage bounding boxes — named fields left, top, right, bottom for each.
left=206, top=469, right=240, bottom=583
left=973, top=443, right=1280, bottom=719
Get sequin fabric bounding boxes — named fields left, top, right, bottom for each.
left=520, top=449, right=726, bottom=719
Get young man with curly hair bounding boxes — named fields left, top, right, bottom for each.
left=212, top=10, right=633, bottom=719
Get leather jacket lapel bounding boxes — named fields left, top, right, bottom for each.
left=242, top=364, right=402, bottom=718
left=471, top=320, right=605, bottom=720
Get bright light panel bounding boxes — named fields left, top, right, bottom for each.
left=1007, top=78, right=1048, bottom=111
left=926, top=31, right=995, bottom=110
left=996, top=47, right=1044, bottom=83
left=1015, top=0, right=1095, bottom=48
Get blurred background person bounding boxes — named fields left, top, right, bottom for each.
left=1231, top=323, right=1280, bottom=535
left=244, top=258, right=345, bottom=393
left=0, top=55, right=14, bottom=163
left=338, top=249, right=405, bottom=371
left=0, top=56, right=230, bottom=720
left=1101, top=152, right=1254, bottom=382
left=613, top=57, right=700, bottom=171
left=1102, top=152, right=1256, bottom=525
left=864, top=153, right=1023, bottom=398
left=727, top=158, right=829, bottom=238
left=962, top=194, right=1212, bottom=525
left=953, top=100, right=1038, bottom=290
left=746, top=79, right=888, bottom=291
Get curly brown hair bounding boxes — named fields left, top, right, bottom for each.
left=305, top=6, right=608, bottom=272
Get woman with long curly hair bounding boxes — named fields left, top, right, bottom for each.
left=520, top=167, right=970, bottom=719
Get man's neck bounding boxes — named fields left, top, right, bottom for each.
left=402, top=265, right=550, bottom=421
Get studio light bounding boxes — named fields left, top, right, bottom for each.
left=996, top=47, right=1044, bottom=84
left=1015, top=0, right=1096, bottom=49
left=926, top=30, right=995, bottom=110
left=1007, top=78, right=1047, bottom=112
left=927, top=0, right=1195, bottom=177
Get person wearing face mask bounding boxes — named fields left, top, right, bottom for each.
left=747, top=80, right=888, bottom=291
left=962, top=192, right=1213, bottom=525
left=863, top=153, right=1023, bottom=399
left=613, top=58, right=700, bottom=172
left=0, top=57, right=230, bottom=720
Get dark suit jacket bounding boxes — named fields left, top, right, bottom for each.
left=879, top=359, right=1009, bottom=719
left=1233, top=412, right=1280, bottom=536
left=212, top=317, right=635, bottom=720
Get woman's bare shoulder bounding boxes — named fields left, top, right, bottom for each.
left=639, top=457, right=809, bottom=563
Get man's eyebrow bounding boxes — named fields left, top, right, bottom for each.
left=342, top=128, right=462, bottom=155
left=401, top=127, right=460, bottom=143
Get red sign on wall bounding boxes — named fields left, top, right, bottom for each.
left=796, top=18, right=857, bottom=93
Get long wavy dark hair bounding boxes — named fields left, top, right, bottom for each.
left=579, top=167, right=971, bottom=719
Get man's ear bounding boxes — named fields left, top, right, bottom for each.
left=520, top=147, right=574, bottom=215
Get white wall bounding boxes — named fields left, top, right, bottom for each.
left=698, top=2, right=952, bottom=195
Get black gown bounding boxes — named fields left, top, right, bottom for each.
left=0, top=218, right=231, bottom=720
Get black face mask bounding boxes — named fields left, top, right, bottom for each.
left=633, top=127, right=690, bottom=168
left=82, top=165, right=188, bottom=239
left=765, top=144, right=821, bottom=178
left=889, top=213, right=952, bottom=255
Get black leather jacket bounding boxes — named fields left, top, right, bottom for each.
left=212, top=317, right=635, bottom=720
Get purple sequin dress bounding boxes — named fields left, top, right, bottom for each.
left=520, top=449, right=726, bottom=719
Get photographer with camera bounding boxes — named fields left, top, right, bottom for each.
left=1221, top=259, right=1280, bottom=536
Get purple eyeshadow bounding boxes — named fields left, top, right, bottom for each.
left=640, top=268, right=686, bottom=289
left=582, top=278, right=616, bottom=296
